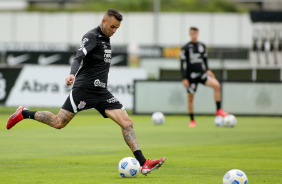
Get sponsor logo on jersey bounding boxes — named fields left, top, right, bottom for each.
left=94, top=79, right=106, bottom=88
left=104, top=49, right=112, bottom=63
left=189, top=48, right=202, bottom=64
left=78, top=101, right=86, bottom=109
left=102, top=42, right=107, bottom=49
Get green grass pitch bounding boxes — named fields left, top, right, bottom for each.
left=0, top=107, right=281, bottom=183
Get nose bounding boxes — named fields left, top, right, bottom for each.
left=112, top=28, right=117, bottom=33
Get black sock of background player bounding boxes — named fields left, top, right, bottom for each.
left=22, top=110, right=37, bottom=119
left=133, top=150, right=146, bottom=166
left=189, top=113, right=194, bottom=121
left=216, top=101, right=221, bottom=110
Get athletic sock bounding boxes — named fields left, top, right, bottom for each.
left=22, top=110, right=37, bottom=119
left=189, top=113, right=194, bottom=121
left=216, top=101, right=221, bottom=110
left=133, top=150, right=146, bottom=166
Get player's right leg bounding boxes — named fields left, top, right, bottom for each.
left=7, top=106, right=76, bottom=130
left=105, top=108, right=166, bottom=175
left=188, top=93, right=196, bottom=127
left=205, top=77, right=228, bottom=116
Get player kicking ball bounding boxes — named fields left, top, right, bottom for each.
left=180, top=27, right=228, bottom=127
left=7, top=9, right=165, bottom=175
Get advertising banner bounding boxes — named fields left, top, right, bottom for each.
left=134, top=80, right=282, bottom=116
left=5, top=51, right=128, bottom=66
left=2, top=66, right=146, bottom=109
left=134, top=80, right=214, bottom=114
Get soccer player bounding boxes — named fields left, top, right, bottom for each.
left=7, top=9, right=165, bottom=175
left=180, top=27, right=228, bottom=127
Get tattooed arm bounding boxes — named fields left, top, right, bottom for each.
left=35, top=109, right=76, bottom=129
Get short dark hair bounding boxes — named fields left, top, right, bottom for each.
left=106, top=9, right=123, bottom=21
left=190, top=27, right=199, bottom=31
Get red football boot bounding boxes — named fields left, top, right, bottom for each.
left=215, top=108, right=228, bottom=117
left=7, top=106, right=26, bottom=130
left=189, top=120, right=196, bottom=127
left=141, top=157, right=166, bottom=175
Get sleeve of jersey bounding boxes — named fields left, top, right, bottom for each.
left=180, top=48, right=187, bottom=79
left=70, top=33, right=97, bottom=75
left=203, top=45, right=209, bottom=70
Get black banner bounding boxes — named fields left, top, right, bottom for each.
left=250, top=11, right=282, bottom=22
left=4, top=50, right=128, bottom=66
left=0, top=68, right=22, bottom=104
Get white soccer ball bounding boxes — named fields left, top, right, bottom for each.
left=223, top=114, right=237, bottom=127
left=214, top=115, right=224, bottom=126
left=223, top=169, right=248, bottom=184
left=152, top=112, right=165, bottom=125
left=118, top=157, right=140, bottom=178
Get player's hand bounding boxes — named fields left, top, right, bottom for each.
left=206, top=70, right=215, bottom=78
left=182, top=79, right=189, bottom=88
left=65, top=74, right=75, bottom=86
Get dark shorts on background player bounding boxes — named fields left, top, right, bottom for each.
left=62, top=88, right=123, bottom=118
left=186, top=72, right=209, bottom=94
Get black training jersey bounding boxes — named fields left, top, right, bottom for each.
left=70, top=26, right=112, bottom=93
left=180, top=41, right=209, bottom=79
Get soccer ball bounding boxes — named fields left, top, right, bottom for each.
left=223, top=114, right=237, bottom=127
left=152, top=112, right=165, bottom=125
left=214, top=115, right=224, bottom=126
left=118, top=157, right=140, bottom=178
left=223, top=169, right=248, bottom=184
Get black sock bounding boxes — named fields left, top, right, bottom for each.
left=189, top=113, right=194, bottom=121
left=133, top=150, right=146, bottom=166
left=22, top=110, right=37, bottom=119
left=216, top=101, right=221, bottom=110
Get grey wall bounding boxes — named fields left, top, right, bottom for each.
left=0, top=12, right=252, bottom=47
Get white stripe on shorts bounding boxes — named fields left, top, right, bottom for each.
left=70, top=90, right=77, bottom=113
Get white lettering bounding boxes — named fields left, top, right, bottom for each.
left=21, top=81, right=59, bottom=92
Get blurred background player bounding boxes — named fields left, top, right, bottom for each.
left=6, top=9, right=165, bottom=175
left=180, top=27, right=228, bottom=127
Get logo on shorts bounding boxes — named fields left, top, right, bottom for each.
left=94, top=79, right=106, bottom=88
left=107, top=97, right=119, bottom=104
left=78, top=101, right=86, bottom=109
left=191, top=72, right=201, bottom=79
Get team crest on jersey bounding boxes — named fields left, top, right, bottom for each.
left=78, top=101, right=86, bottom=109
left=198, top=45, right=204, bottom=53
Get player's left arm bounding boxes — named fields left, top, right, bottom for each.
left=203, top=44, right=215, bottom=78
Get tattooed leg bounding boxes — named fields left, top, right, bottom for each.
left=34, top=109, right=76, bottom=129
left=121, top=125, right=141, bottom=151
left=105, top=109, right=141, bottom=152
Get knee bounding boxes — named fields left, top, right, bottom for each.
left=214, top=82, right=221, bottom=90
left=53, top=123, right=66, bottom=129
left=125, top=118, right=133, bottom=127
left=121, top=117, right=133, bottom=128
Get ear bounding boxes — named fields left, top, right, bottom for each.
left=102, top=18, right=106, bottom=24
